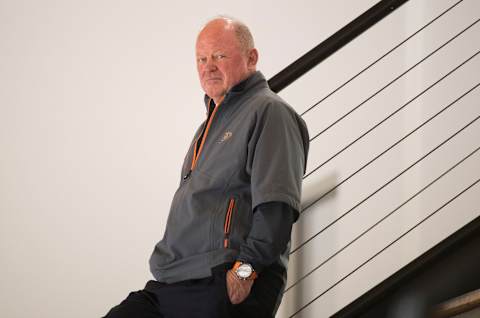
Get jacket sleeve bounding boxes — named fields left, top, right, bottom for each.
left=246, top=101, right=309, bottom=213
left=239, top=100, right=309, bottom=272
left=237, top=201, right=297, bottom=272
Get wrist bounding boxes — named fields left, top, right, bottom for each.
left=232, top=261, right=257, bottom=280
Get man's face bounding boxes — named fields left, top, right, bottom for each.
left=196, top=21, right=255, bottom=103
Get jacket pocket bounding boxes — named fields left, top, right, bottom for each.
left=223, top=198, right=236, bottom=248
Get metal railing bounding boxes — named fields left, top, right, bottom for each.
left=267, top=0, right=480, bottom=316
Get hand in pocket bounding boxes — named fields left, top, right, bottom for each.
left=226, top=270, right=254, bottom=304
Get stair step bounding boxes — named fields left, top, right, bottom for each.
left=432, top=288, right=480, bottom=317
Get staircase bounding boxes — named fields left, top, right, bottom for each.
left=268, top=0, right=480, bottom=317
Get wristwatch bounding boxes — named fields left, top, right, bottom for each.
left=232, top=261, right=257, bottom=280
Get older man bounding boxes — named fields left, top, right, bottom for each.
left=104, top=17, right=309, bottom=318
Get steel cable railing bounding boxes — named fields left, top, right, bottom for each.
left=300, top=0, right=464, bottom=117
left=286, top=52, right=480, bottom=312
left=285, top=57, right=480, bottom=315
left=303, top=18, right=480, bottom=177
left=287, top=143, right=480, bottom=293
left=268, top=0, right=409, bottom=93
left=289, top=177, right=480, bottom=317
left=286, top=83, right=480, bottom=291
left=266, top=0, right=480, bottom=315
left=300, top=48, right=480, bottom=215
left=290, top=80, right=480, bottom=256
left=307, top=17, right=479, bottom=144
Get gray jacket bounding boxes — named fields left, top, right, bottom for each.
left=149, top=71, right=309, bottom=283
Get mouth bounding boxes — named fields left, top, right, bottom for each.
left=205, top=77, right=222, bottom=82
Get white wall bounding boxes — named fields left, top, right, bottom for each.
left=0, top=1, right=379, bottom=317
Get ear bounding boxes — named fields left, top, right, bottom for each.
left=247, top=48, right=259, bottom=69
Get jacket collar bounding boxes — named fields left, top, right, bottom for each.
left=203, top=71, right=267, bottom=112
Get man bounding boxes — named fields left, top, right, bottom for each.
left=104, top=17, right=309, bottom=318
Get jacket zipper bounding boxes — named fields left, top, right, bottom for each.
left=183, top=99, right=221, bottom=181
left=223, top=198, right=236, bottom=248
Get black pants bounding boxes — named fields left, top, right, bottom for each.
left=103, top=264, right=284, bottom=318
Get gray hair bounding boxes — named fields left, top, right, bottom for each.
left=204, top=15, right=255, bottom=52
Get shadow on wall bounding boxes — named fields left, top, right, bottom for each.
left=291, top=171, right=340, bottom=314
left=300, top=172, right=340, bottom=211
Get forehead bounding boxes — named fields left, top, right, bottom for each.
left=196, top=23, right=240, bottom=53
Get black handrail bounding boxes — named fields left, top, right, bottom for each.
left=268, top=0, right=409, bottom=93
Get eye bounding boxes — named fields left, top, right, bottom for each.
left=197, top=57, right=207, bottom=64
left=214, top=53, right=226, bottom=60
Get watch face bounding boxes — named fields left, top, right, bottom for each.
left=237, top=264, right=253, bottom=278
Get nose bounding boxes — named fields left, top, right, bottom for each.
left=205, top=58, right=217, bottom=72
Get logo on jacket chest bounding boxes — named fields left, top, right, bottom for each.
left=218, top=131, right=233, bottom=144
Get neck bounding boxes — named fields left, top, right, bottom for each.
left=211, top=71, right=258, bottom=105
left=212, top=95, right=225, bottom=106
